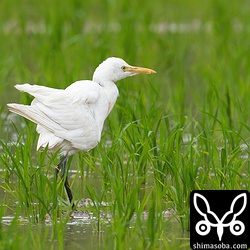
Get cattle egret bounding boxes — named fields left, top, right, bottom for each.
left=7, top=57, right=156, bottom=207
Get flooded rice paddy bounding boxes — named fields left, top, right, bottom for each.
left=1, top=1, right=250, bottom=248
left=0, top=165, right=189, bottom=250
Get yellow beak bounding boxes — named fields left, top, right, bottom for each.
left=123, top=66, right=156, bottom=74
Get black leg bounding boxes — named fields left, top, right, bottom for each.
left=55, top=155, right=75, bottom=209
left=64, top=176, right=74, bottom=205
left=55, top=155, right=68, bottom=177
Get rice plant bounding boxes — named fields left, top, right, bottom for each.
left=0, top=0, right=249, bottom=249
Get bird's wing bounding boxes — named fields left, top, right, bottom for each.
left=15, top=83, right=63, bottom=101
left=8, top=81, right=109, bottom=151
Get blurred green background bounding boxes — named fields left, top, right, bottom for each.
left=1, top=0, right=250, bottom=117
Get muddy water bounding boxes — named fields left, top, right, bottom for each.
left=0, top=212, right=189, bottom=250
left=0, top=165, right=190, bottom=250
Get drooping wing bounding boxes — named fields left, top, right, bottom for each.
left=8, top=81, right=109, bottom=151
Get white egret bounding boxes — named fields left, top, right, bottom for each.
left=7, top=57, right=156, bottom=207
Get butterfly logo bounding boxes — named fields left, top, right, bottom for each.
left=193, top=193, right=247, bottom=241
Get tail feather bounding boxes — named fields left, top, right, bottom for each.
left=8, top=103, right=36, bottom=122
left=7, top=103, right=64, bottom=152
left=7, top=103, right=53, bottom=133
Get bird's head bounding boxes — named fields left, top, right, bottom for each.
left=93, top=57, right=156, bottom=84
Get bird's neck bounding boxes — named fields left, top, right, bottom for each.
left=98, top=80, right=119, bottom=114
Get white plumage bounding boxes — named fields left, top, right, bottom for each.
left=9, top=81, right=110, bottom=156
left=8, top=57, right=155, bottom=156
left=7, top=57, right=156, bottom=206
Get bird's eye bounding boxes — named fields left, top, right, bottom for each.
left=121, top=66, right=126, bottom=71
